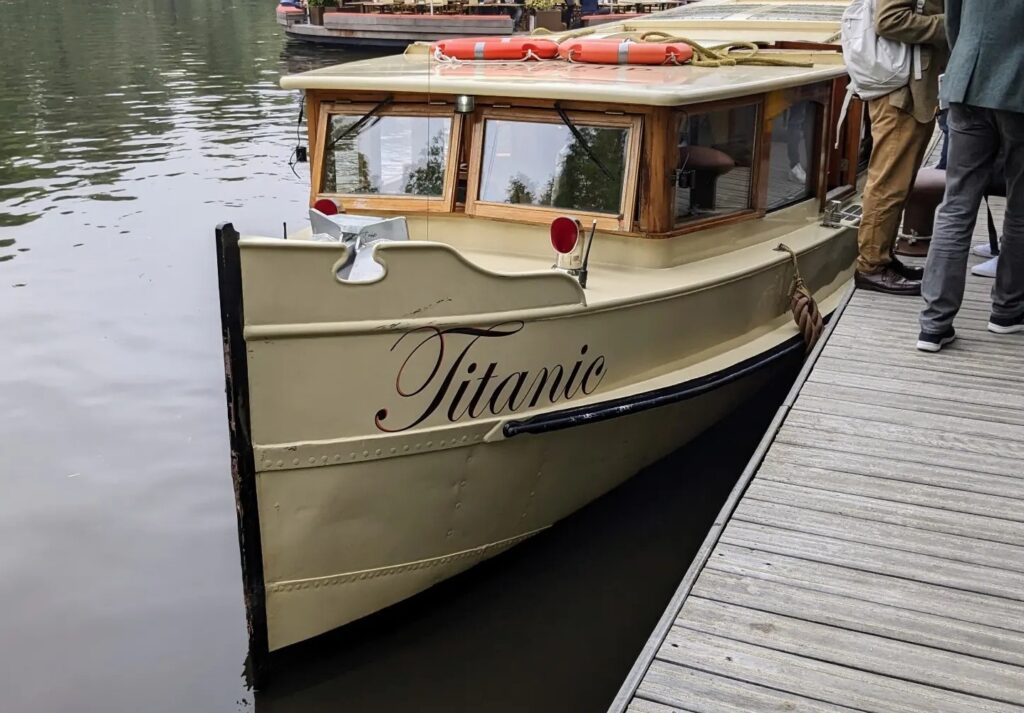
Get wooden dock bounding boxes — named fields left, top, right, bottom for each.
left=610, top=214, right=1024, bottom=712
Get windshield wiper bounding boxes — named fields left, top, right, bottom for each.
left=322, top=96, right=394, bottom=155
left=554, top=102, right=614, bottom=180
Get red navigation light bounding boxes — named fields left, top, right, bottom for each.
left=313, top=198, right=339, bottom=216
left=550, top=216, right=579, bottom=254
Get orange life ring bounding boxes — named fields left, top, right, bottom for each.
left=558, top=39, right=694, bottom=65
left=431, top=37, right=560, bottom=61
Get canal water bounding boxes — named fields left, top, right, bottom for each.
left=0, top=1, right=795, bottom=711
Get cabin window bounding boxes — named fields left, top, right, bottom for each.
left=675, top=104, right=759, bottom=224
left=316, top=103, right=461, bottom=212
left=466, top=108, right=643, bottom=231
left=324, top=115, right=450, bottom=196
left=479, top=120, right=626, bottom=213
left=766, top=100, right=822, bottom=210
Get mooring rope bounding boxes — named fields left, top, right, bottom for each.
left=775, top=243, right=824, bottom=353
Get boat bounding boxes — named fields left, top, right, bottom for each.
left=279, top=3, right=516, bottom=49
left=218, top=0, right=867, bottom=668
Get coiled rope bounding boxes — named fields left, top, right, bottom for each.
left=775, top=243, right=823, bottom=353
left=635, top=32, right=813, bottom=67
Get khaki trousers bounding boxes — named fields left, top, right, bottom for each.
left=857, top=98, right=935, bottom=273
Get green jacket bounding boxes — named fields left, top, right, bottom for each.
left=943, top=0, right=1024, bottom=114
left=875, top=0, right=948, bottom=123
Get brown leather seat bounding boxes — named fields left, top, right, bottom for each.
left=679, top=145, right=736, bottom=175
left=897, top=167, right=945, bottom=256
left=679, top=145, right=736, bottom=211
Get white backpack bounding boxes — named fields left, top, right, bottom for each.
left=835, top=0, right=923, bottom=145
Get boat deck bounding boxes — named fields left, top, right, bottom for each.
left=611, top=199, right=1024, bottom=712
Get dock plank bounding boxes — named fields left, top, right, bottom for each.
left=612, top=239, right=1024, bottom=713
left=722, top=520, right=1024, bottom=601
left=692, top=569, right=1024, bottom=666
left=635, top=660, right=862, bottom=713
left=767, top=442, right=1024, bottom=502
left=659, top=628, right=1022, bottom=713
left=756, top=462, right=1024, bottom=522
left=743, top=479, right=1024, bottom=546
left=733, top=497, right=1024, bottom=572
left=675, top=598, right=1024, bottom=706
left=707, top=544, right=1024, bottom=632
left=776, top=422, right=1024, bottom=479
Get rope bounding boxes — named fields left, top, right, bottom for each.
left=531, top=27, right=596, bottom=40
left=775, top=243, right=824, bottom=353
left=635, top=32, right=814, bottom=68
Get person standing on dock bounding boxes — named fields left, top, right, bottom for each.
left=917, top=0, right=1024, bottom=351
left=853, top=0, right=947, bottom=296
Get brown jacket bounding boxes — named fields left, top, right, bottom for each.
left=875, top=0, right=948, bottom=123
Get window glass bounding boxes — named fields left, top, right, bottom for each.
left=478, top=119, right=628, bottom=214
left=767, top=101, right=820, bottom=210
left=675, top=105, right=758, bottom=223
left=322, top=114, right=451, bottom=197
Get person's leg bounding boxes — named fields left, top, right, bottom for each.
left=856, top=100, right=929, bottom=274
left=937, top=110, right=949, bottom=170
left=919, top=104, right=1000, bottom=334
left=990, top=110, right=1024, bottom=322
left=786, top=105, right=803, bottom=168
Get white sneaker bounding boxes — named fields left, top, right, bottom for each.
left=971, top=243, right=994, bottom=258
left=971, top=256, right=998, bottom=278
left=790, top=164, right=807, bottom=183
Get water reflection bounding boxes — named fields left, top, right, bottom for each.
left=0, top=0, right=365, bottom=242
left=0, top=2, right=375, bottom=710
left=0, top=2, right=794, bottom=711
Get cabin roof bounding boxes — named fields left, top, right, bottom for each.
left=280, top=52, right=845, bottom=105
left=280, top=1, right=849, bottom=104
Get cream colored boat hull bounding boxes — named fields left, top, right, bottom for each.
left=261, top=370, right=769, bottom=649
left=217, top=220, right=856, bottom=653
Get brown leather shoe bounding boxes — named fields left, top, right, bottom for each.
left=889, top=256, right=925, bottom=280
left=855, top=267, right=922, bottom=296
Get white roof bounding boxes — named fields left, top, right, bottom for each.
left=280, top=1, right=850, bottom=105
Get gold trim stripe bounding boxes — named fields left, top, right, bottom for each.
left=268, top=527, right=548, bottom=593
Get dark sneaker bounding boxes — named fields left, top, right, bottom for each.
left=916, top=327, right=956, bottom=352
left=889, top=256, right=925, bottom=281
left=855, top=268, right=922, bottom=296
left=988, top=313, right=1024, bottom=334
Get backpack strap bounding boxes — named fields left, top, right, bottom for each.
left=834, top=86, right=855, bottom=149
left=985, top=195, right=1000, bottom=256
left=912, top=0, right=925, bottom=80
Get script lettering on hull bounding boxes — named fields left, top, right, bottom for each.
left=374, top=321, right=607, bottom=432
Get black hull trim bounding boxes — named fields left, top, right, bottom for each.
left=503, top=319, right=829, bottom=438
left=216, top=223, right=270, bottom=687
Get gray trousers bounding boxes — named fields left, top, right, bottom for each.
left=920, top=104, right=1024, bottom=334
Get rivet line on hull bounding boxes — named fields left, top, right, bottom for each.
left=255, top=427, right=489, bottom=473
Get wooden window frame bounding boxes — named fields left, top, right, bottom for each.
left=465, top=106, right=643, bottom=233
left=825, top=76, right=864, bottom=203
left=313, top=101, right=463, bottom=214
left=670, top=96, right=764, bottom=233
left=760, top=82, right=832, bottom=213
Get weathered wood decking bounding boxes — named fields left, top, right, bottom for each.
left=611, top=206, right=1024, bottom=712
